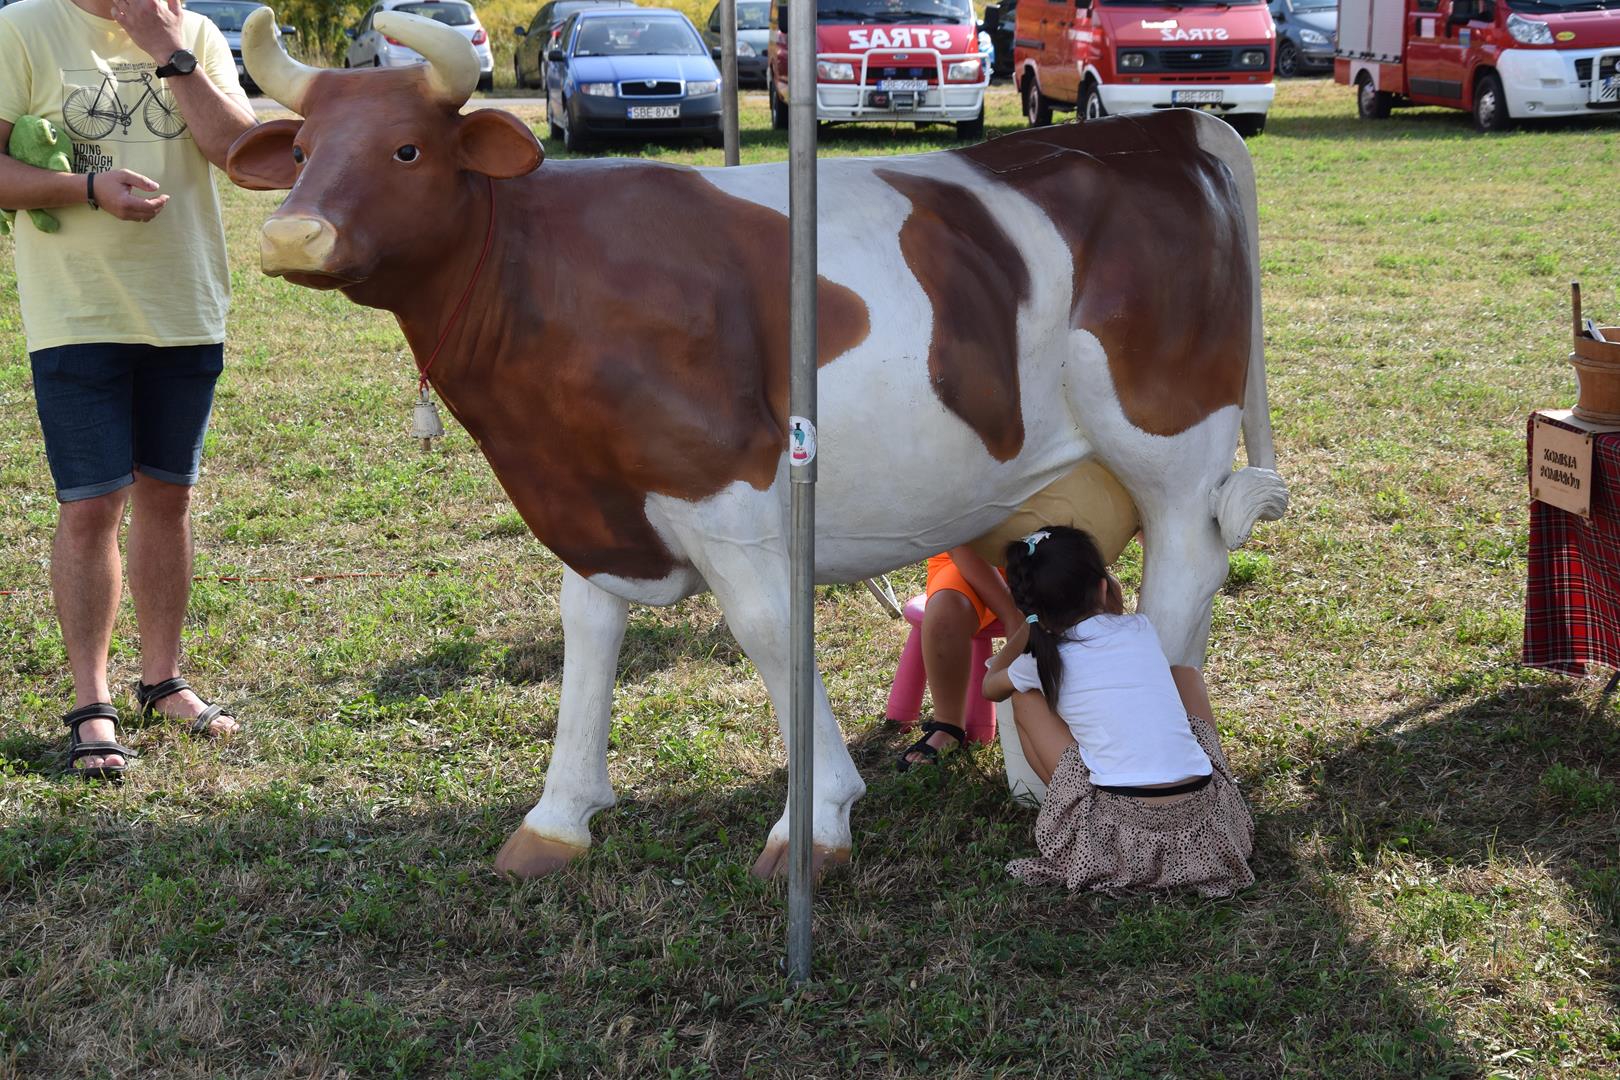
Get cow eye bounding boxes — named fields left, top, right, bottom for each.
left=394, top=145, right=420, bottom=163
left=291, top=146, right=305, bottom=164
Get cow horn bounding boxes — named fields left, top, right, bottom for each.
left=372, top=11, right=480, bottom=108
left=241, top=8, right=318, bottom=115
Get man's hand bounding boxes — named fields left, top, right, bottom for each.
left=92, top=169, right=169, bottom=221
left=112, top=0, right=186, bottom=67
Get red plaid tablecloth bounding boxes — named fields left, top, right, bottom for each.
left=1524, top=413, right=1620, bottom=675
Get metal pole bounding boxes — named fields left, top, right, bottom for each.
left=720, top=0, right=740, bottom=165
left=785, top=0, right=818, bottom=987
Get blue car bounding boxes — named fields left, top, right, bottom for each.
left=546, top=8, right=724, bottom=152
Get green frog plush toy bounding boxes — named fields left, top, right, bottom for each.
left=1, top=116, right=73, bottom=236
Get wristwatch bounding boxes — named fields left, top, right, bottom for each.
left=155, top=49, right=198, bottom=78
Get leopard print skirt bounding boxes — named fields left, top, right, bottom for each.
left=1006, top=714, right=1255, bottom=898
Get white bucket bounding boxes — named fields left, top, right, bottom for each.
left=996, top=698, right=1047, bottom=807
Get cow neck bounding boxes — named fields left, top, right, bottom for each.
left=409, top=174, right=498, bottom=393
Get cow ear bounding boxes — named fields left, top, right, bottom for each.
left=457, top=109, right=543, bottom=179
left=226, top=119, right=303, bottom=191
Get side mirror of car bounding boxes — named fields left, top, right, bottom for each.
left=547, top=47, right=566, bottom=61
left=344, top=27, right=357, bottom=39
left=1274, top=11, right=1287, bottom=21
left=280, top=24, right=297, bottom=36
left=515, top=25, right=527, bottom=36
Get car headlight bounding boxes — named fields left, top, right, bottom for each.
left=1239, top=49, right=1269, bottom=67
left=737, top=40, right=756, bottom=57
left=1299, top=28, right=1329, bottom=46
left=579, top=82, right=616, bottom=96
left=1118, top=51, right=1147, bottom=69
left=686, top=80, right=720, bottom=95
left=946, top=59, right=982, bottom=81
left=816, top=60, right=854, bottom=81
left=1506, top=12, right=1553, bottom=44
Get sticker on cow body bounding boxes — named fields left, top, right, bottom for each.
left=789, top=417, right=818, bottom=465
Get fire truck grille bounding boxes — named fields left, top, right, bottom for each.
left=619, top=80, right=683, bottom=97
left=1159, top=48, right=1235, bottom=71
left=864, top=66, right=939, bottom=84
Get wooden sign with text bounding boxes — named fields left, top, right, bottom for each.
left=1531, top=416, right=1593, bottom=519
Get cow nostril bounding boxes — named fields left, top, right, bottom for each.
left=261, top=215, right=337, bottom=270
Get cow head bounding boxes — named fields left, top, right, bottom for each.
left=227, top=9, right=542, bottom=302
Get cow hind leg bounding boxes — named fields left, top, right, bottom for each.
left=495, top=567, right=629, bottom=879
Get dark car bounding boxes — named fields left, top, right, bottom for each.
left=546, top=9, right=723, bottom=151
left=184, top=0, right=296, bottom=94
left=514, top=0, right=639, bottom=88
left=980, top=0, right=1016, bottom=81
left=1268, top=0, right=1336, bottom=77
left=699, top=0, right=771, bottom=88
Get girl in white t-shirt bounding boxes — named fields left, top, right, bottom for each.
left=982, top=526, right=1254, bottom=897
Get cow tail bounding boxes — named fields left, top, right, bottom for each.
left=1214, top=120, right=1287, bottom=552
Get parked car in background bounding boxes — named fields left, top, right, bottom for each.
left=546, top=8, right=724, bottom=150
left=346, top=0, right=494, bottom=91
left=1270, top=0, right=1337, bottom=76
left=185, top=0, right=295, bottom=94
left=980, top=0, right=1017, bottom=79
left=514, top=0, right=640, bottom=89
left=1336, top=0, right=1620, bottom=131
left=701, top=0, right=772, bottom=87
left=1014, top=0, right=1276, bottom=136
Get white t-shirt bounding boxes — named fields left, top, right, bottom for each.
left=1007, top=613, right=1211, bottom=786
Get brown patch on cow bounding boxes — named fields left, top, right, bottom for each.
left=876, top=170, right=1029, bottom=461
left=395, top=164, right=870, bottom=582
left=959, top=113, right=1250, bottom=437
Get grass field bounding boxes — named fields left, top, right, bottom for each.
left=3, top=79, right=1620, bottom=1077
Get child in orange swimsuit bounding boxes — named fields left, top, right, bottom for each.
left=897, top=545, right=1022, bottom=770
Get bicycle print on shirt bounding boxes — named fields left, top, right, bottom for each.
left=59, top=61, right=188, bottom=143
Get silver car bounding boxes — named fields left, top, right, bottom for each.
left=699, top=0, right=771, bottom=87
left=182, top=1, right=297, bottom=94
left=1268, top=0, right=1336, bottom=78
left=345, top=0, right=496, bottom=92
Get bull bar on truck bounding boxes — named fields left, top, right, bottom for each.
left=812, top=45, right=988, bottom=121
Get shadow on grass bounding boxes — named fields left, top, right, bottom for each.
left=1266, top=109, right=1620, bottom=142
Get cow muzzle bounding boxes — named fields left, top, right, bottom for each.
left=260, top=215, right=341, bottom=278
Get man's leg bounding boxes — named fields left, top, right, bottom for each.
left=903, top=588, right=980, bottom=765
left=53, top=490, right=129, bottom=769
left=127, top=472, right=236, bottom=736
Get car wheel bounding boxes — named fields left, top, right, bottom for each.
left=1227, top=113, right=1266, bottom=138
left=955, top=106, right=985, bottom=141
left=1080, top=80, right=1106, bottom=123
left=477, top=73, right=493, bottom=93
left=769, top=84, right=788, bottom=130
left=1023, top=76, right=1051, bottom=127
left=373, top=57, right=381, bottom=68
left=1473, top=70, right=1512, bottom=133
left=562, top=103, right=592, bottom=152
left=1276, top=40, right=1300, bottom=78
left=515, top=57, right=526, bottom=89
left=1356, top=74, right=1392, bottom=119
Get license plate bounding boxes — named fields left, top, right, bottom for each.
left=879, top=79, right=929, bottom=91
left=628, top=105, right=680, bottom=119
left=1172, top=89, right=1224, bottom=104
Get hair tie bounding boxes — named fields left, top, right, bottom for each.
left=1022, top=529, right=1051, bottom=555
left=1025, top=613, right=1040, bottom=625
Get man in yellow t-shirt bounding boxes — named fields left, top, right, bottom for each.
left=0, top=0, right=255, bottom=778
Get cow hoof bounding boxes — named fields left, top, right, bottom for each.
left=494, top=826, right=587, bottom=880
left=748, top=839, right=851, bottom=881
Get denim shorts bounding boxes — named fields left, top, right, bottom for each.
left=30, top=342, right=224, bottom=502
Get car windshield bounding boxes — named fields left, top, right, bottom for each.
left=815, top=0, right=973, bottom=24
left=738, top=1, right=771, bottom=27
left=574, top=16, right=703, bottom=54
left=1508, top=0, right=1614, bottom=11
left=395, top=1, right=476, bottom=26
left=1290, top=0, right=1335, bottom=9
left=185, top=1, right=262, bottom=32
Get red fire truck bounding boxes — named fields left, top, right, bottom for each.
left=769, top=0, right=991, bottom=138
left=1335, top=0, right=1620, bottom=131
left=1013, top=0, right=1278, bottom=137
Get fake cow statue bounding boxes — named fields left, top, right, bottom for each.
left=230, top=9, right=1288, bottom=879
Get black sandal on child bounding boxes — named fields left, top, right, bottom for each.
left=896, top=721, right=967, bottom=773
left=134, top=677, right=230, bottom=737
left=64, top=702, right=134, bottom=782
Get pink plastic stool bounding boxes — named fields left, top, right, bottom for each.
left=884, top=594, right=1004, bottom=745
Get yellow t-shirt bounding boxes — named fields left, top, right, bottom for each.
left=0, top=0, right=246, bottom=351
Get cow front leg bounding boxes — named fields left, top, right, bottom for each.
left=1134, top=504, right=1231, bottom=669
left=495, top=567, right=629, bottom=879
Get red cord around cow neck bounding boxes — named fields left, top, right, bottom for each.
left=417, top=175, right=497, bottom=391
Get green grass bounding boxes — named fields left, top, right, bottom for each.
left=3, top=79, right=1620, bottom=1077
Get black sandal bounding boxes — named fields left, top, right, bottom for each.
left=896, top=721, right=967, bottom=773
left=64, top=703, right=134, bottom=782
left=134, top=677, right=230, bottom=737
